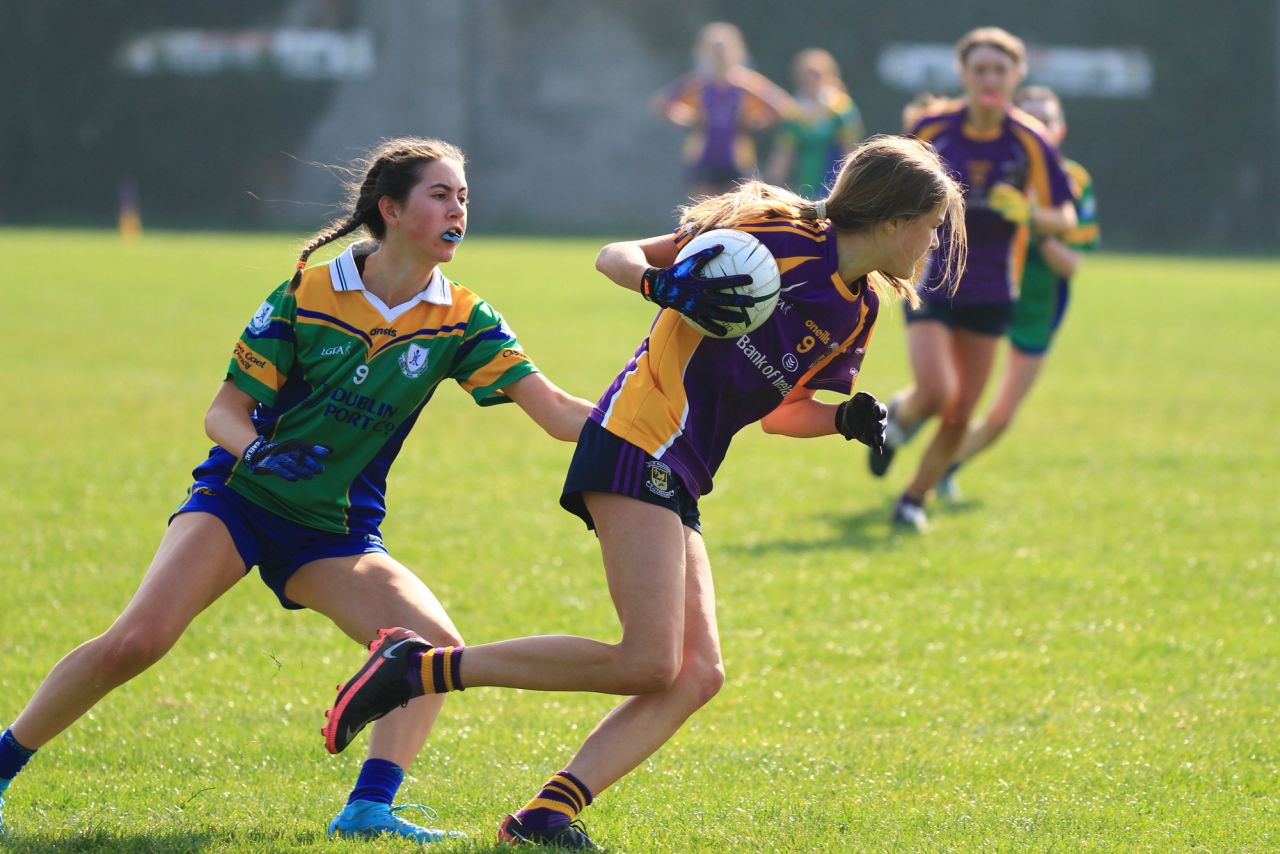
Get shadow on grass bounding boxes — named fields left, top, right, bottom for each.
left=2, top=830, right=223, bottom=853
left=3, top=824, right=515, bottom=853
left=722, top=495, right=987, bottom=557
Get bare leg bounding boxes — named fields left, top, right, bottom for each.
left=957, top=347, right=1046, bottom=464
left=11, top=513, right=246, bottom=748
left=458, top=494, right=690, bottom=696
left=904, top=329, right=1001, bottom=500
left=285, top=552, right=464, bottom=769
left=562, top=524, right=723, bottom=794
left=892, top=320, right=957, bottom=432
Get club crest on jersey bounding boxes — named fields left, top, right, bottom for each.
left=248, top=301, right=273, bottom=335
left=399, top=343, right=430, bottom=379
left=645, top=461, right=675, bottom=499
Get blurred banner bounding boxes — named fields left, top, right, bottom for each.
left=2, top=0, right=1276, bottom=251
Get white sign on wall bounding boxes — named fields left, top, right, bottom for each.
left=877, top=43, right=1154, bottom=98
left=115, top=29, right=376, bottom=81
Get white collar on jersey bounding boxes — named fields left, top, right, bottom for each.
left=328, top=240, right=453, bottom=321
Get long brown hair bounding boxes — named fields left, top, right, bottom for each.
left=288, top=137, right=466, bottom=291
left=678, top=135, right=967, bottom=302
left=956, top=26, right=1026, bottom=69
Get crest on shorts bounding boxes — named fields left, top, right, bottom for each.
left=645, top=460, right=676, bottom=499
left=248, top=301, right=273, bottom=335
left=399, top=343, right=430, bottom=379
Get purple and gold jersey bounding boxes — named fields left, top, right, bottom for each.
left=193, top=241, right=538, bottom=533
left=592, top=219, right=879, bottom=499
left=912, top=104, right=1073, bottom=305
left=663, top=72, right=777, bottom=172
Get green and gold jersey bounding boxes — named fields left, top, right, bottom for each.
left=192, top=241, right=538, bottom=533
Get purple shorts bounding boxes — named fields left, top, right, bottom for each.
left=560, top=420, right=701, bottom=533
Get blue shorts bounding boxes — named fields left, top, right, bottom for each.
left=561, top=420, right=701, bottom=534
left=905, top=299, right=1014, bottom=337
left=171, top=480, right=388, bottom=610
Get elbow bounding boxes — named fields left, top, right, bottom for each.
left=594, top=246, right=610, bottom=275
left=759, top=415, right=782, bottom=435
left=595, top=243, right=621, bottom=275
left=202, top=406, right=219, bottom=444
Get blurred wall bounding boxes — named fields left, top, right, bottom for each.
left=3, top=0, right=1277, bottom=251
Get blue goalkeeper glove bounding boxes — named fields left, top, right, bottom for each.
left=835, top=392, right=887, bottom=450
left=641, top=245, right=757, bottom=337
left=242, top=437, right=330, bottom=482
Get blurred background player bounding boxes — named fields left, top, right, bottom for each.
left=321, top=136, right=968, bottom=850
left=766, top=48, right=865, bottom=199
left=936, top=85, right=1100, bottom=499
left=869, top=27, right=1078, bottom=531
left=655, top=21, right=795, bottom=198
left=0, top=138, right=591, bottom=843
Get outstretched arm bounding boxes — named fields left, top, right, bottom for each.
left=503, top=373, right=593, bottom=442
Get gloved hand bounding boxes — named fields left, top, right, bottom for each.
left=242, top=437, right=330, bottom=482
left=987, top=183, right=1033, bottom=225
left=835, top=391, right=887, bottom=450
left=641, top=245, right=757, bottom=337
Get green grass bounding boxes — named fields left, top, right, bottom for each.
left=1, top=229, right=1277, bottom=852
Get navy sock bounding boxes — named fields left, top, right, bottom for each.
left=347, top=758, right=405, bottom=806
left=0, top=728, right=36, bottom=781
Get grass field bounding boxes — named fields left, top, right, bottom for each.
left=1, top=229, right=1277, bottom=852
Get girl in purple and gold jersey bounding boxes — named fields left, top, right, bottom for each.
left=656, top=21, right=795, bottom=197
left=869, top=27, right=1078, bottom=531
left=324, top=136, right=968, bottom=850
left=0, top=138, right=592, bottom=843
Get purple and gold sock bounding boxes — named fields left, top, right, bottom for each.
left=514, top=770, right=593, bottom=831
left=412, top=646, right=464, bottom=694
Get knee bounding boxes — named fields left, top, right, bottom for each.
left=916, top=381, right=957, bottom=418
left=678, top=656, right=725, bottom=709
left=94, top=626, right=175, bottom=681
left=985, top=408, right=1014, bottom=435
left=430, top=628, right=465, bottom=648
left=941, top=393, right=982, bottom=426
left=614, top=645, right=682, bottom=695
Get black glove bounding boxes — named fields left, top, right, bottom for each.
left=640, top=245, right=757, bottom=337
left=242, top=437, right=330, bottom=482
left=835, top=392, right=887, bottom=450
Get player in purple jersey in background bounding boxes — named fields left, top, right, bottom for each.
left=656, top=21, right=795, bottom=197
left=936, top=85, right=1101, bottom=500
left=869, top=27, right=1078, bottom=531
left=0, top=138, right=592, bottom=844
left=322, top=136, right=967, bottom=850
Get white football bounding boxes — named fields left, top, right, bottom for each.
left=674, top=228, right=781, bottom=338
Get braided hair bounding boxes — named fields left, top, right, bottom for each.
left=288, top=137, right=466, bottom=291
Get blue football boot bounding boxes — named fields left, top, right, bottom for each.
left=329, top=799, right=464, bottom=843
